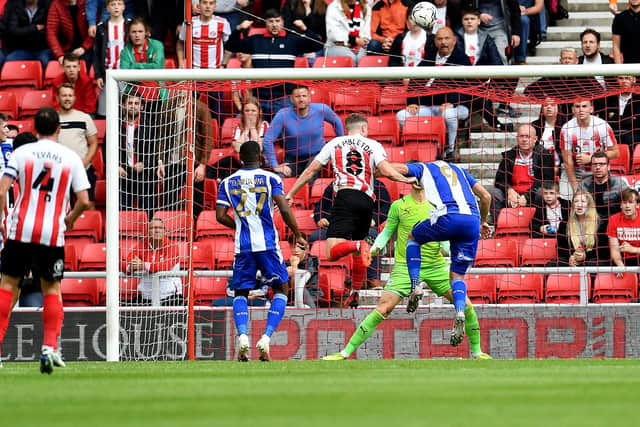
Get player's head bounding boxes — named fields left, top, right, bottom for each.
left=12, top=132, right=38, bottom=150
left=57, top=83, right=76, bottom=112
left=128, top=17, right=151, bottom=47
left=35, top=107, right=60, bottom=138
left=106, top=0, right=125, bottom=18
left=62, top=53, right=81, bottom=83
left=434, top=27, right=456, bottom=57
left=239, top=140, right=261, bottom=165
left=264, top=9, right=284, bottom=35
left=621, top=187, right=640, bottom=218
left=345, top=113, right=368, bottom=137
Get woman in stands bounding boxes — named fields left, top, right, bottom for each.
left=283, top=0, right=328, bottom=66
left=325, top=0, right=370, bottom=66
left=551, top=191, right=609, bottom=266
left=532, top=98, right=565, bottom=178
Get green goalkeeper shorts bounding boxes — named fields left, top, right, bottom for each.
left=385, top=261, right=450, bottom=298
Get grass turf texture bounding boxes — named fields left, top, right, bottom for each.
left=1, top=359, right=638, bottom=427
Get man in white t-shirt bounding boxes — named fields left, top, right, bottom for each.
left=57, top=83, right=99, bottom=206
left=560, top=99, right=620, bottom=199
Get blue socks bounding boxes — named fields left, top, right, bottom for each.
left=265, top=293, right=288, bottom=337
left=406, top=240, right=422, bottom=290
left=233, top=296, right=249, bottom=335
left=451, top=278, right=467, bottom=313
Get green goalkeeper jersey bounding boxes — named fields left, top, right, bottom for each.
left=375, top=194, right=445, bottom=264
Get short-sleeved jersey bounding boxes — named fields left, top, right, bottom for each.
left=607, top=212, right=640, bottom=259
left=217, top=167, right=284, bottom=254
left=179, top=16, right=231, bottom=69
left=4, top=139, right=90, bottom=247
left=406, top=160, right=479, bottom=217
left=560, top=115, right=617, bottom=174
left=59, top=109, right=98, bottom=161
left=315, top=133, right=387, bottom=199
left=0, top=138, right=13, bottom=176
left=387, top=194, right=445, bottom=263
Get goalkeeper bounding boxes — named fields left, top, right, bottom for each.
left=323, top=185, right=491, bottom=360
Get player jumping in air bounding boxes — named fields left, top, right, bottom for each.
left=323, top=183, right=492, bottom=360
left=286, top=113, right=418, bottom=308
left=216, top=141, right=306, bottom=362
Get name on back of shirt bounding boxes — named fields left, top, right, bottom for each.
left=233, top=176, right=265, bottom=187
left=339, top=138, right=373, bottom=155
left=31, top=151, right=63, bottom=163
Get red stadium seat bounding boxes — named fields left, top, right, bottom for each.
left=7, top=119, right=35, bottom=133
left=313, top=56, right=354, bottom=68
left=323, top=121, right=338, bottom=140
left=367, top=115, right=399, bottom=145
left=220, top=117, right=240, bottom=144
left=43, top=61, right=63, bottom=87
left=192, top=277, right=228, bottom=305
left=94, top=180, right=106, bottom=210
left=78, top=243, right=107, bottom=271
left=0, top=60, right=42, bottom=88
left=545, top=273, right=584, bottom=303
left=211, top=238, right=235, bottom=269
left=202, top=178, right=218, bottom=210
left=331, top=91, right=376, bottom=115
left=519, top=238, right=557, bottom=266
left=191, top=242, right=214, bottom=270
left=318, top=267, right=349, bottom=301
left=279, top=240, right=292, bottom=260
left=358, top=55, right=389, bottom=67
left=466, top=274, right=496, bottom=304
left=119, top=210, right=149, bottom=238
left=65, top=210, right=103, bottom=242
left=91, top=146, right=104, bottom=180
left=64, top=242, right=79, bottom=271
left=495, top=207, right=536, bottom=236
left=196, top=210, right=234, bottom=239
left=94, top=119, right=106, bottom=144
left=152, top=210, right=191, bottom=240
left=610, top=143, right=630, bottom=174
left=0, top=92, right=18, bottom=119
left=290, top=209, right=317, bottom=237
left=118, top=277, right=140, bottom=303
left=61, top=278, right=99, bottom=306
left=208, top=147, right=232, bottom=165
left=475, top=238, right=518, bottom=267
left=401, top=116, right=446, bottom=147
left=378, top=87, right=408, bottom=115
left=631, top=145, right=640, bottom=173
left=282, top=177, right=309, bottom=208
left=592, top=273, right=638, bottom=303
left=310, top=240, right=352, bottom=271
left=294, top=57, right=309, bottom=68
left=387, top=145, right=418, bottom=163
left=309, top=177, right=333, bottom=205
left=308, top=86, right=331, bottom=106
left=19, top=89, right=53, bottom=118
left=496, top=273, right=544, bottom=304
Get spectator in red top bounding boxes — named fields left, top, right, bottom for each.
left=608, top=187, right=640, bottom=269
left=46, top=0, right=94, bottom=67
left=125, top=217, right=183, bottom=306
left=52, top=53, right=97, bottom=115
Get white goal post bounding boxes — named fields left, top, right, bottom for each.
left=104, top=63, right=640, bottom=362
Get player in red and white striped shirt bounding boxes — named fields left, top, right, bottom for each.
left=0, top=107, right=91, bottom=374
left=285, top=113, right=418, bottom=307
left=176, top=0, right=231, bottom=69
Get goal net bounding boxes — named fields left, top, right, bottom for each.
left=105, top=64, right=640, bottom=361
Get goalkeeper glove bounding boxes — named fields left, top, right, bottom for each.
left=370, top=245, right=381, bottom=257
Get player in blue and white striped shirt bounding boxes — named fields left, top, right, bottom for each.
left=216, top=141, right=306, bottom=362
left=394, top=160, right=492, bottom=345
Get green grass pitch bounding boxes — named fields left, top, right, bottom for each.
left=1, top=359, right=639, bottom=427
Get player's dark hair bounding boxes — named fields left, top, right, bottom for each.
left=345, top=113, right=367, bottom=131
left=264, top=8, right=282, bottom=19
left=239, top=140, right=261, bottom=163
left=580, top=28, right=601, bottom=44
left=591, top=151, right=608, bottom=163
left=12, top=132, right=38, bottom=149
left=34, top=107, right=60, bottom=136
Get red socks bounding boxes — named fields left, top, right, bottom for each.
left=329, top=240, right=358, bottom=260
left=352, top=255, right=366, bottom=291
left=0, top=288, right=13, bottom=347
left=43, top=294, right=64, bottom=349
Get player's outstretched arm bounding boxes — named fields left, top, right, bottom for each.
left=376, top=161, right=418, bottom=186
left=65, top=189, right=91, bottom=231
left=274, top=194, right=306, bottom=248
left=285, top=160, right=323, bottom=203
left=0, top=175, right=14, bottom=235
left=215, top=205, right=236, bottom=230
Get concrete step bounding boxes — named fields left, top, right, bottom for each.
left=457, top=162, right=499, bottom=181
left=535, top=40, right=612, bottom=57
left=556, top=11, right=613, bottom=27
left=469, top=131, right=515, bottom=148
left=567, top=0, right=609, bottom=12
left=547, top=26, right=611, bottom=41
left=458, top=147, right=505, bottom=163
left=527, top=55, right=559, bottom=65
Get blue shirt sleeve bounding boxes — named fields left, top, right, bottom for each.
left=325, top=106, right=344, bottom=136
left=462, top=168, right=477, bottom=187
left=270, top=174, right=284, bottom=196
left=262, top=112, right=285, bottom=167
left=406, top=163, right=424, bottom=180
left=216, top=179, right=230, bottom=207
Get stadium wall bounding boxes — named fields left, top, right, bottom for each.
left=3, top=306, right=640, bottom=361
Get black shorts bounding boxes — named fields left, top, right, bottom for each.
left=326, top=189, right=374, bottom=241
left=0, top=240, right=65, bottom=282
